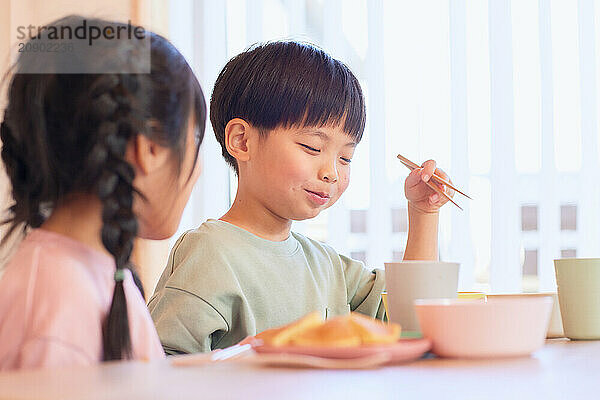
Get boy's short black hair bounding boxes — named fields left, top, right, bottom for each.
left=210, top=41, right=366, bottom=174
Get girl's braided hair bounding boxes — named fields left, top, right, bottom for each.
left=0, top=15, right=206, bottom=360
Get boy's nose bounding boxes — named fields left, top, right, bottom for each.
left=322, top=174, right=337, bottom=183
left=319, top=163, right=338, bottom=183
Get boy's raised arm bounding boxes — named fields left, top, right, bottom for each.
left=402, top=159, right=454, bottom=261
left=403, top=202, right=439, bottom=260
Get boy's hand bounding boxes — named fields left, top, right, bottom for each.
left=404, top=159, right=455, bottom=214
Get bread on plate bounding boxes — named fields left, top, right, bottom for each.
left=255, top=312, right=401, bottom=347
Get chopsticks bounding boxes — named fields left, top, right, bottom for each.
left=171, top=344, right=254, bottom=367
left=397, top=154, right=471, bottom=211
left=211, top=344, right=253, bottom=361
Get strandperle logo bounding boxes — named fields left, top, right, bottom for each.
left=11, top=18, right=151, bottom=74
left=16, top=19, right=146, bottom=46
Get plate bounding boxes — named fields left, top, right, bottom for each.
left=247, top=351, right=392, bottom=369
left=251, top=338, right=431, bottom=364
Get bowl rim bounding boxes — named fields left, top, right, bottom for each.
left=384, top=261, right=459, bottom=265
left=486, top=292, right=556, bottom=297
left=413, top=297, right=553, bottom=306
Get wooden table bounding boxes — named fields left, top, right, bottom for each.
left=0, top=339, right=598, bottom=400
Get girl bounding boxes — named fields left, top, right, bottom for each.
left=0, top=15, right=206, bottom=369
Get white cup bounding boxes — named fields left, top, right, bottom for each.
left=384, top=261, right=459, bottom=332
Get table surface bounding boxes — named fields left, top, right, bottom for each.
left=0, top=339, right=598, bottom=400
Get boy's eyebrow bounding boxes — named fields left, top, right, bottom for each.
left=298, top=130, right=357, bottom=147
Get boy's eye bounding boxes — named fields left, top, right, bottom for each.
left=340, top=157, right=352, bottom=164
left=300, top=143, right=320, bottom=152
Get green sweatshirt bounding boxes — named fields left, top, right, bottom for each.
left=148, top=219, right=386, bottom=354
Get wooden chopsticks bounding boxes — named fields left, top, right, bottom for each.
left=397, top=154, right=472, bottom=211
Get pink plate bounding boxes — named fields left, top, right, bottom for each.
left=251, top=338, right=431, bottom=364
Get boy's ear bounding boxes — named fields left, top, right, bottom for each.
left=224, top=118, right=251, bottom=163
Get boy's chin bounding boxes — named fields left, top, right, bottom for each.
left=290, top=207, right=325, bottom=221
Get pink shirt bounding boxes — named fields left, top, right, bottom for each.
left=0, top=229, right=165, bottom=370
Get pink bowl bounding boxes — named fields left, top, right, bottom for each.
left=414, top=297, right=553, bottom=358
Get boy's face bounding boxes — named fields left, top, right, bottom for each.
left=243, top=124, right=357, bottom=221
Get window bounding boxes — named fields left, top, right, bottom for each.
left=522, top=249, right=538, bottom=276
left=350, top=210, right=368, bottom=234
left=392, top=250, right=405, bottom=262
left=391, top=207, right=408, bottom=233
left=561, top=248, right=577, bottom=258
left=522, top=248, right=538, bottom=292
left=521, top=205, right=538, bottom=231
left=561, top=204, right=577, bottom=231
left=350, top=251, right=367, bottom=264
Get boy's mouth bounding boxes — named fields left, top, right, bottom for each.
left=304, top=189, right=331, bottom=206
left=305, top=189, right=330, bottom=199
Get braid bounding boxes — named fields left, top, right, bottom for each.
left=86, top=75, right=145, bottom=360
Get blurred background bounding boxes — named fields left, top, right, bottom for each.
left=1, top=0, right=598, bottom=297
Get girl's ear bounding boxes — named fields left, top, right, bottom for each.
left=127, top=133, right=171, bottom=176
left=224, top=118, right=252, bottom=163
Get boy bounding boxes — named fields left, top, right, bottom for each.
left=148, top=41, right=453, bottom=354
